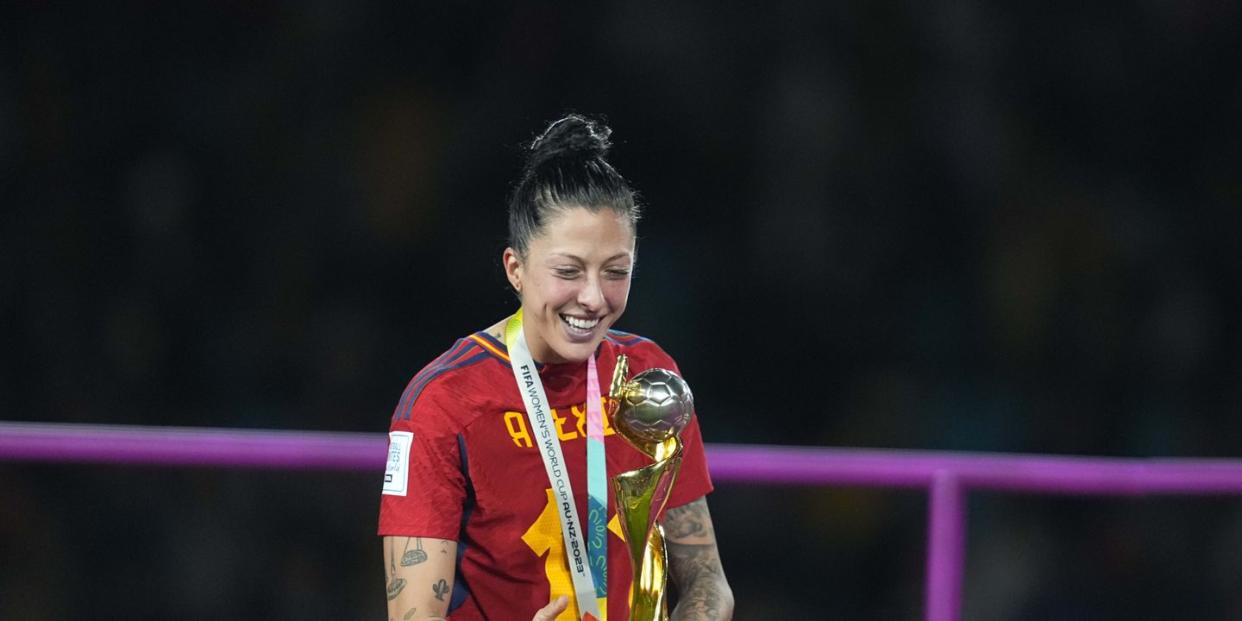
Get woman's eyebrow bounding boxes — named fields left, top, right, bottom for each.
left=546, top=252, right=632, bottom=263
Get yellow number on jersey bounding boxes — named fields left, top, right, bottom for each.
left=521, top=488, right=576, bottom=621
left=521, top=488, right=625, bottom=621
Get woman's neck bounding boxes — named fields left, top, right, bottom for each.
left=483, top=318, right=506, bottom=342
left=483, top=315, right=579, bottom=366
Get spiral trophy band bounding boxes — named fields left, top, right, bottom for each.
left=608, top=354, right=694, bottom=621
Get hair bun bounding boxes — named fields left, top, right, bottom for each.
left=526, top=114, right=612, bottom=172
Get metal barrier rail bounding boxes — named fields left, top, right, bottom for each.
left=5, top=421, right=1242, bottom=621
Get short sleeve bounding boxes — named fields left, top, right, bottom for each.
left=377, top=381, right=468, bottom=539
left=665, top=410, right=714, bottom=509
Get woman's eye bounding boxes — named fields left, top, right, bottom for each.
left=554, top=268, right=580, bottom=279
left=605, top=269, right=631, bottom=279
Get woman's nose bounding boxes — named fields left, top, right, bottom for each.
left=577, top=276, right=604, bottom=310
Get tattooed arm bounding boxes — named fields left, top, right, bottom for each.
left=664, top=496, right=734, bottom=620
left=383, top=536, right=571, bottom=621
left=383, top=535, right=456, bottom=621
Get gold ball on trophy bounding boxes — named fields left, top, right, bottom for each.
left=614, top=368, right=694, bottom=445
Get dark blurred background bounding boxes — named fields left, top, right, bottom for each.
left=3, top=2, right=1242, bottom=619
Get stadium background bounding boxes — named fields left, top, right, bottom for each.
left=3, top=2, right=1242, bottom=619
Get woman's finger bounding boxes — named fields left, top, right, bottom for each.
left=531, top=595, right=570, bottom=621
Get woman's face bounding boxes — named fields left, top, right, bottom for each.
left=504, top=206, right=635, bottom=364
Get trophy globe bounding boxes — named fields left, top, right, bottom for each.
left=613, top=368, right=693, bottom=452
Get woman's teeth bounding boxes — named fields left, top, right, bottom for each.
left=561, top=315, right=600, bottom=330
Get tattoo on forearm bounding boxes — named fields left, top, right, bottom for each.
left=403, top=607, right=417, bottom=620
left=387, top=537, right=408, bottom=600
left=665, top=499, right=732, bottom=620
left=433, top=578, right=450, bottom=601
left=664, top=499, right=714, bottom=541
left=386, top=577, right=407, bottom=601
left=401, top=537, right=428, bottom=566
left=669, top=542, right=728, bottom=619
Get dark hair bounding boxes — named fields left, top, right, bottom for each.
left=507, top=114, right=640, bottom=257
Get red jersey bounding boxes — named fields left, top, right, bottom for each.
left=378, top=329, right=714, bottom=621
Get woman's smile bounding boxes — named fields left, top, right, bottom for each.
left=560, top=313, right=602, bottom=338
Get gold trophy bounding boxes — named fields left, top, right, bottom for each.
left=608, top=354, right=694, bottom=621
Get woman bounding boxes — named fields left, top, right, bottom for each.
left=379, top=115, right=732, bottom=621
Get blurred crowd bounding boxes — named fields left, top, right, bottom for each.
left=3, top=2, right=1241, bottom=619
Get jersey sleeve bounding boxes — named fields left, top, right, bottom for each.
left=378, top=377, right=469, bottom=539
left=666, top=410, right=713, bottom=509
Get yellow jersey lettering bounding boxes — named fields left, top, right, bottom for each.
left=504, top=411, right=533, bottom=448
left=570, top=404, right=587, bottom=437
left=506, top=401, right=616, bottom=448
left=552, top=407, right=578, bottom=441
left=599, top=397, right=616, bottom=436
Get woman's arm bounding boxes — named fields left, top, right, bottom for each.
left=382, top=536, right=572, bottom=621
left=383, top=536, right=457, bottom=621
left=663, top=496, right=734, bottom=620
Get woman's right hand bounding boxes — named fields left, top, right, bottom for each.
left=531, top=595, right=570, bottom=621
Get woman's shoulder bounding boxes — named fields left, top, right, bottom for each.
left=604, top=328, right=655, bottom=348
left=604, top=329, right=677, bottom=367
left=410, top=330, right=503, bottom=377
left=389, top=330, right=510, bottom=424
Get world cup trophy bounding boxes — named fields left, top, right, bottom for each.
left=608, top=354, right=694, bottom=621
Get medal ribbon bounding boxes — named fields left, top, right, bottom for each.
left=585, top=347, right=609, bottom=606
left=505, top=310, right=607, bottom=620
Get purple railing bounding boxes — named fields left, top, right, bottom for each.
left=5, top=421, right=1242, bottom=621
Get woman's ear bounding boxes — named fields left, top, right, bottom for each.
left=502, top=247, right=523, bottom=294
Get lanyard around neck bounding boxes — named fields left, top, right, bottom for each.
left=504, top=309, right=608, bottom=620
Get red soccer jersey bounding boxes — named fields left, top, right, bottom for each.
left=378, top=330, right=714, bottom=621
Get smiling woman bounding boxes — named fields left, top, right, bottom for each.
left=500, top=208, right=635, bottom=365
left=378, top=115, right=733, bottom=621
